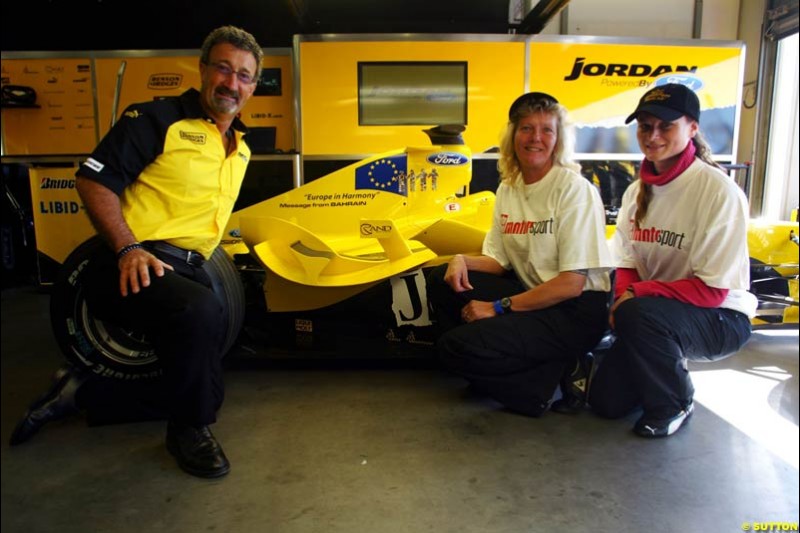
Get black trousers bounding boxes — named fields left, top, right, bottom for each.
left=79, top=245, right=225, bottom=427
left=427, top=264, right=610, bottom=416
left=590, top=297, right=752, bottom=420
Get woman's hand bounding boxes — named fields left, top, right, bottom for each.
left=460, top=300, right=495, bottom=323
left=444, top=254, right=474, bottom=293
left=609, top=289, right=634, bottom=329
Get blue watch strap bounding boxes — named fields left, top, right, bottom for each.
left=493, top=299, right=504, bottom=315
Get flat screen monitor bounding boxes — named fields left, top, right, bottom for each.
left=358, top=61, right=468, bottom=126
left=255, top=67, right=282, bottom=96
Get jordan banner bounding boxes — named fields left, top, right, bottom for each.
left=530, top=37, right=744, bottom=161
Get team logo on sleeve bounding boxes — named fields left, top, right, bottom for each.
left=83, top=157, right=104, bottom=172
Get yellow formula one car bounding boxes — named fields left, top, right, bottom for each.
left=50, top=145, right=798, bottom=380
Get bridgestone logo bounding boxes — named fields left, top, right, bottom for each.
left=180, top=131, right=206, bottom=144
left=40, top=177, right=76, bottom=189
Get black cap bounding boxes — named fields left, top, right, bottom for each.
left=508, top=92, right=559, bottom=119
left=625, top=83, right=700, bottom=124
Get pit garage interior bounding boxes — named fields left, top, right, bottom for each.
left=1, top=1, right=799, bottom=532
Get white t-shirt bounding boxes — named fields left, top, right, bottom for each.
left=483, top=165, right=612, bottom=292
left=612, top=158, right=757, bottom=317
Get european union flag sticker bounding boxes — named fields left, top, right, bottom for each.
left=355, top=155, right=407, bottom=196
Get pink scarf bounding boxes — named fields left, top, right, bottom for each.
left=639, top=141, right=696, bottom=186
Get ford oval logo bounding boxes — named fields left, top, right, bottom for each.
left=654, top=74, right=704, bottom=92
left=427, top=152, right=469, bottom=166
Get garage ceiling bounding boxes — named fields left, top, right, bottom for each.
left=1, top=0, right=568, bottom=52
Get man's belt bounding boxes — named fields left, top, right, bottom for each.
left=143, top=241, right=205, bottom=267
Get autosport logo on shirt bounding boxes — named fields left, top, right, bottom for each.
left=500, top=214, right=554, bottom=235
left=426, top=152, right=469, bottom=166
left=630, top=222, right=686, bottom=249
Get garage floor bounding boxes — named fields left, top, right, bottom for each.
left=2, top=285, right=798, bottom=533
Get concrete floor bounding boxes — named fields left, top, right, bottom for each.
left=1, top=285, right=798, bottom=533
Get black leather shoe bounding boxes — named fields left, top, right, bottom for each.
left=9, top=365, right=87, bottom=446
left=166, top=422, right=230, bottom=478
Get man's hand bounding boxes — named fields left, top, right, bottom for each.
left=444, top=254, right=474, bottom=293
left=118, top=248, right=173, bottom=296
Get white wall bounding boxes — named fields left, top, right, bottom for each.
left=541, top=0, right=740, bottom=39
left=736, top=0, right=767, bottom=166
left=701, top=0, right=742, bottom=39
left=562, top=0, right=695, bottom=38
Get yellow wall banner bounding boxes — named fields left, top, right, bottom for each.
left=1, top=58, right=97, bottom=154
left=94, top=56, right=201, bottom=139
left=2, top=50, right=295, bottom=156
left=299, top=39, right=526, bottom=155
left=529, top=37, right=744, bottom=160
left=28, top=167, right=95, bottom=268
left=94, top=54, right=294, bottom=151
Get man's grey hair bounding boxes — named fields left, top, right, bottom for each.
left=200, top=26, right=263, bottom=80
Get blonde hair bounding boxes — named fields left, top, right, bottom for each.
left=634, top=129, right=722, bottom=229
left=498, top=98, right=580, bottom=186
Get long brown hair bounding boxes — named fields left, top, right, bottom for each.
left=634, top=130, right=722, bottom=229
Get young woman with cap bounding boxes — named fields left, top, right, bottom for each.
left=426, top=92, right=613, bottom=417
left=589, top=83, right=756, bottom=437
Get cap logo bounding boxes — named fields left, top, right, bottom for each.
left=644, top=89, right=672, bottom=103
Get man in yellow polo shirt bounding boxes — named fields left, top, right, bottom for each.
left=9, top=26, right=262, bottom=479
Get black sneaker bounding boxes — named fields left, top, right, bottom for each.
left=634, top=403, right=694, bottom=438
left=551, top=353, right=594, bottom=414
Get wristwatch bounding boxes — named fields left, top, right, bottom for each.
left=494, top=297, right=514, bottom=315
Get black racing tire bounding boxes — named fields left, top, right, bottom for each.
left=49, top=236, right=245, bottom=380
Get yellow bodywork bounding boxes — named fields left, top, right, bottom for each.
left=746, top=220, right=799, bottom=325
left=223, top=147, right=798, bottom=323
left=224, top=146, right=494, bottom=311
